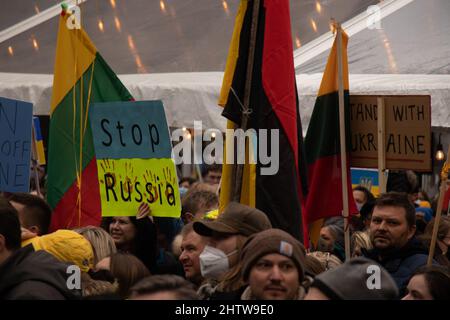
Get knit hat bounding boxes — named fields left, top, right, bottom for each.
left=22, top=229, right=94, bottom=272
left=311, top=257, right=399, bottom=300
left=193, top=202, right=272, bottom=237
left=240, top=229, right=306, bottom=281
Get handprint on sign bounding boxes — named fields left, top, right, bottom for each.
left=143, top=169, right=158, bottom=203
left=121, top=162, right=138, bottom=194
left=359, top=177, right=373, bottom=192
left=163, top=166, right=177, bottom=205
left=99, top=159, right=116, bottom=188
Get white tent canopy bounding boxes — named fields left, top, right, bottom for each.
left=1, top=71, right=449, bottom=132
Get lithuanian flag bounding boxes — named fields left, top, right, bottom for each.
left=47, top=7, right=132, bottom=231
left=304, top=29, right=357, bottom=235
left=218, top=0, right=308, bottom=240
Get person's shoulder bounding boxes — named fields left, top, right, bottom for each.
left=4, top=280, right=68, bottom=300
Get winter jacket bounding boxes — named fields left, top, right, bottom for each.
left=0, top=245, right=81, bottom=300
left=362, top=237, right=435, bottom=295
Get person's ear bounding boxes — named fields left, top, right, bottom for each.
left=408, top=224, right=416, bottom=239
left=185, top=213, right=194, bottom=223
left=28, top=226, right=40, bottom=235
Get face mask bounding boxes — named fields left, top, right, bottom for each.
left=199, top=245, right=237, bottom=279
left=356, top=202, right=363, bottom=212
left=179, top=187, right=188, bottom=197
left=316, top=237, right=332, bottom=252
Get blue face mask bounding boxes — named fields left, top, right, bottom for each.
left=179, top=186, right=188, bottom=197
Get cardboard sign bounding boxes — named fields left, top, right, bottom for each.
left=90, top=100, right=181, bottom=218
left=350, top=95, right=431, bottom=171
left=0, top=97, right=33, bottom=192
left=351, top=168, right=380, bottom=196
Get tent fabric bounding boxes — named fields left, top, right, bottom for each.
left=1, top=72, right=449, bottom=130
left=298, top=0, right=450, bottom=75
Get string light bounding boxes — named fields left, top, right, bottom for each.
left=160, top=0, right=166, bottom=13
left=114, top=16, right=121, bottom=32
left=310, top=19, right=318, bottom=32
left=222, top=0, right=229, bottom=15
left=182, top=127, right=187, bottom=132
left=211, top=132, right=216, bottom=138
left=34, top=4, right=40, bottom=14
left=295, top=36, right=301, bottom=48
left=128, top=35, right=136, bottom=51
left=110, top=0, right=116, bottom=9
left=32, top=37, right=39, bottom=51
left=316, top=1, right=322, bottom=13
left=98, top=19, right=104, bottom=32
left=8, top=46, right=13, bottom=56
left=436, top=133, right=445, bottom=161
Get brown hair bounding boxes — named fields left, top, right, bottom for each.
left=129, top=275, right=198, bottom=300
left=8, top=192, right=52, bottom=235
left=81, top=272, right=118, bottom=298
left=181, top=190, right=218, bottom=221
left=305, top=254, right=326, bottom=276
left=374, top=192, right=416, bottom=228
left=109, top=253, right=151, bottom=298
left=420, top=216, right=450, bottom=246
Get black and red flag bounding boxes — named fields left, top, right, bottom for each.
left=218, top=0, right=308, bottom=241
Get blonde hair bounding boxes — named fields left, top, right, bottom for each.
left=75, top=226, right=117, bottom=265
left=307, top=251, right=342, bottom=270
left=80, top=272, right=118, bottom=297
left=351, top=231, right=373, bottom=256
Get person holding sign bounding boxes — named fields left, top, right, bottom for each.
left=101, top=203, right=158, bottom=274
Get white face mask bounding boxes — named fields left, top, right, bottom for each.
left=199, top=245, right=237, bottom=280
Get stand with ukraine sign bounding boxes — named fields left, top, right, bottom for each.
left=89, top=100, right=181, bottom=217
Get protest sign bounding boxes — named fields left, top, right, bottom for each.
left=90, top=100, right=181, bottom=218
left=351, top=168, right=380, bottom=196
left=0, top=97, right=33, bottom=192
left=350, top=95, right=431, bottom=171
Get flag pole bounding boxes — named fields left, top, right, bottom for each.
left=427, top=145, right=450, bottom=266
left=336, top=23, right=351, bottom=261
left=377, top=97, right=387, bottom=194
left=31, top=121, right=42, bottom=197
left=232, top=0, right=261, bottom=202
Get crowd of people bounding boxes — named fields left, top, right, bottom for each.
left=0, top=165, right=449, bottom=300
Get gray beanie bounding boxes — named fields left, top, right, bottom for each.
left=311, top=257, right=399, bottom=300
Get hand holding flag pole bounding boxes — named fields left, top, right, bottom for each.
left=427, top=144, right=450, bottom=266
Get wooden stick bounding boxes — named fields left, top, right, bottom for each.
left=377, top=97, right=387, bottom=194
left=232, top=0, right=261, bottom=202
left=336, top=24, right=351, bottom=261
left=427, top=144, right=450, bottom=266
left=30, top=121, right=42, bottom=197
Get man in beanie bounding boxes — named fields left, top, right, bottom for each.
left=305, top=257, right=399, bottom=300
left=193, top=202, right=272, bottom=299
left=240, top=229, right=307, bottom=300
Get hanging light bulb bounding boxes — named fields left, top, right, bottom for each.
left=436, top=133, right=445, bottom=161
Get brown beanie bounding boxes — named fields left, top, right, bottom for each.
left=241, top=229, right=307, bottom=282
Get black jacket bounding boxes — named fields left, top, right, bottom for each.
left=0, top=245, right=81, bottom=300
left=362, top=237, right=432, bottom=295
